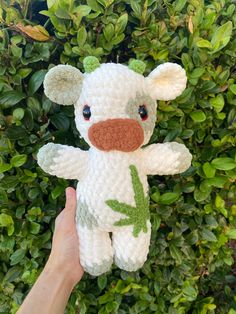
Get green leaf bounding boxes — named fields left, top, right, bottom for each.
left=55, top=8, right=71, bottom=19
left=211, top=21, right=232, bottom=51
left=10, top=249, right=26, bottom=265
left=86, top=0, right=102, bottom=12
left=27, top=97, right=41, bottom=113
left=10, top=154, right=27, bottom=167
left=194, top=188, right=210, bottom=202
left=105, top=302, right=119, bottom=312
left=226, top=229, right=236, bottom=239
left=0, top=213, right=14, bottom=236
left=111, top=33, right=125, bottom=45
left=50, top=16, right=67, bottom=32
left=97, top=0, right=114, bottom=8
left=169, top=244, right=182, bottom=263
left=103, top=23, right=114, bottom=42
left=98, top=292, right=113, bottom=305
left=77, top=26, right=87, bottom=46
left=47, top=0, right=59, bottom=9
left=190, top=110, right=206, bottom=122
left=50, top=112, right=70, bottom=131
left=229, top=84, right=236, bottom=95
left=173, top=0, right=187, bottom=12
left=181, top=129, right=194, bottom=139
left=75, top=5, right=91, bottom=16
left=189, top=67, right=205, bottom=79
left=51, top=185, right=64, bottom=199
left=18, top=68, right=32, bottom=78
left=215, top=194, right=225, bottom=208
left=186, top=231, right=198, bottom=245
left=0, top=163, right=12, bottom=173
left=28, top=70, right=47, bottom=95
left=23, top=108, right=34, bottom=131
left=201, top=228, right=217, bottom=242
left=211, top=158, right=236, bottom=170
left=198, top=81, right=216, bottom=93
left=13, top=108, right=25, bottom=120
left=130, top=0, right=141, bottom=16
left=0, top=91, right=26, bottom=108
left=3, top=266, right=22, bottom=283
left=196, top=39, right=212, bottom=49
left=98, top=275, right=107, bottom=290
left=206, top=176, right=227, bottom=188
left=151, top=190, right=160, bottom=203
left=159, top=192, right=179, bottom=205
left=5, top=126, right=28, bottom=140
left=115, top=13, right=128, bottom=34
left=205, top=215, right=218, bottom=228
left=210, top=94, right=224, bottom=112
left=183, top=285, right=198, bottom=301
left=30, top=222, right=41, bottom=234
left=202, top=162, right=216, bottom=178
left=0, top=191, right=8, bottom=204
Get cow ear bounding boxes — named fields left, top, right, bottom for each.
left=146, top=63, right=187, bottom=101
left=44, top=65, right=84, bottom=105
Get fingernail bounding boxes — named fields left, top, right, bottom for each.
left=66, top=187, right=74, bottom=197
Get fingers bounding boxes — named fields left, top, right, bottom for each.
left=65, top=187, right=77, bottom=213
left=54, top=187, right=77, bottom=229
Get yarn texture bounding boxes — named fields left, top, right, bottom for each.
left=37, top=58, right=192, bottom=276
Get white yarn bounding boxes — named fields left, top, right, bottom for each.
left=38, top=61, right=192, bottom=276
left=44, top=65, right=84, bottom=105
left=147, top=63, right=187, bottom=100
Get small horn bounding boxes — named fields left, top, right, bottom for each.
left=128, top=60, right=146, bottom=74
left=83, top=56, right=100, bottom=73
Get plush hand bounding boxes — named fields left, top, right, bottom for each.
left=37, top=143, right=88, bottom=180
left=166, top=142, right=192, bottom=173
left=143, top=142, right=192, bottom=175
left=37, top=143, right=62, bottom=175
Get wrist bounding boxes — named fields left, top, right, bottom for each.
left=45, top=257, right=77, bottom=290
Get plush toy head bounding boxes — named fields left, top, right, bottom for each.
left=44, top=57, right=186, bottom=152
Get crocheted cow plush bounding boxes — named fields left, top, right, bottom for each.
left=37, top=57, right=192, bottom=276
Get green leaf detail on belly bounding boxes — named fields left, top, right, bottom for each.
left=106, top=165, right=150, bottom=237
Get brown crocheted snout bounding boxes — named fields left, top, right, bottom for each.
left=88, top=118, right=144, bottom=152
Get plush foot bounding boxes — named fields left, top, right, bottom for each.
left=112, top=222, right=151, bottom=272
left=77, top=224, right=113, bottom=276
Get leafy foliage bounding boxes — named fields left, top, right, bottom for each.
left=0, top=0, right=236, bottom=313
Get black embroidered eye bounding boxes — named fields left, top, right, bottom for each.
left=83, top=105, right=91, bottom=120
left=138, top=105, right=148, bottom=121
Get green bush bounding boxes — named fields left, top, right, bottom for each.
left=0, top=0, right=236, bottom=313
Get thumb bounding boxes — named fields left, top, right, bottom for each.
left=65, top=187, right=77, bottom=214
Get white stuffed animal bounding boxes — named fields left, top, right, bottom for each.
left=37, top=57, right=192, bottom=276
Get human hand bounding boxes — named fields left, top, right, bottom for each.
left=47, top=187, right=84, bottom=287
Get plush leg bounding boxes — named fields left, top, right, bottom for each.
left=112, top=221, right=151, bottom=272
left=77, top=225, right=113, bottom=276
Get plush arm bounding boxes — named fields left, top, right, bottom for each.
left=37, top=143, right=88, bottom=180
left=142, top=142, right=192, bottom=175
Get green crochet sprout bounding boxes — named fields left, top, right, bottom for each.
left=83, top=56, right=100, bottom=73
left=128, top=60, right=146, bottom=74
